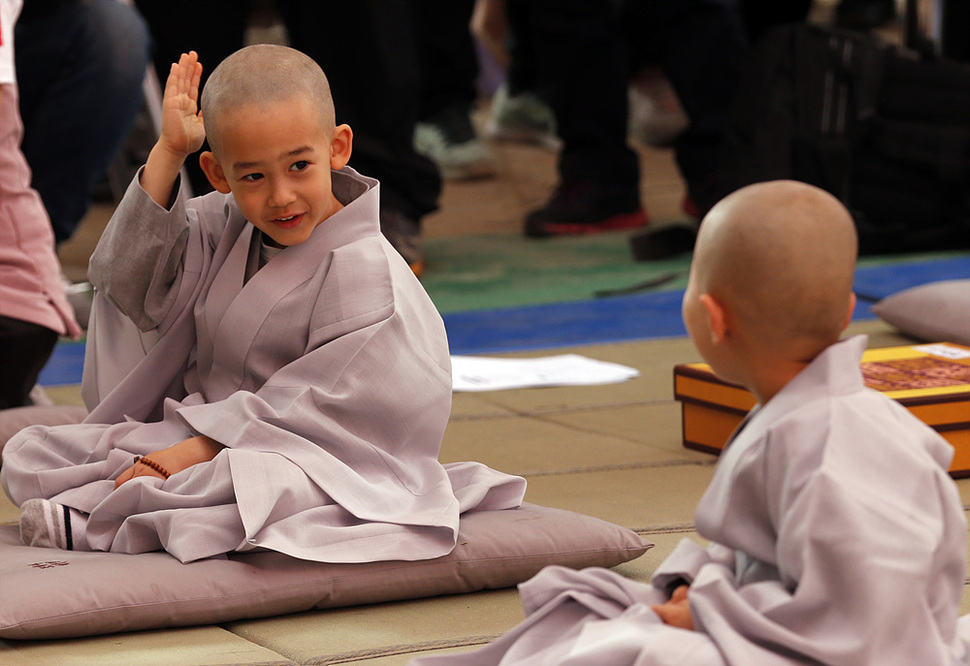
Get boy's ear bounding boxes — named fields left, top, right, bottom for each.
left=199, top=151, right=232, bottom=194
left=329, top=124, right=353, bottom=171
left=700, top=293, right=729, bottom=344
left=841, top=292, right=857, bottom=331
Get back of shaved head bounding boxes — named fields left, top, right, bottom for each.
left=201, top=44, right=335, bottom=155
left=694, top=180, right=858, bottom=349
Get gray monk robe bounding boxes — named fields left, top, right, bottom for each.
left=409, top=336, right=970, bottom=666
left=1, top=166, right=526, bottom=563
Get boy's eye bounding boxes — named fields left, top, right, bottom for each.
left=290, top=160, right=309, bottom=172
left=241, top=173, right=264, bottom=183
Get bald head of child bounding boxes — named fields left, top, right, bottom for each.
left=682, top=180, right=858, bottom=403
left=200, top=44, right=336, bottom=157
left=196, top=44, right=353, bottom=248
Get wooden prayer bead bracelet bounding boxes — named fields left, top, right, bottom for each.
left=133, top=456, right=171, bottom=479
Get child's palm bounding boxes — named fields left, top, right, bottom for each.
left=161, top=52, right=205, bottom=156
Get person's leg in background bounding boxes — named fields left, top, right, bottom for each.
left=16, top=0, right=152, bottom=244
left=0, top=78, right=80, bottom=405
left=511, top=0, right=645, bottom=238
left=135, top=0, right=249, bottom=98
left=0, top=317, right=58, bottom=410
left=473, top=0, right=560, bottom=148
left=135, top=0, right=250, bottom=195
left=835, top=0, right=896, bottom=30
left=736, top=0, right=813, bottom=44
left=625, top=0, right=747, bottom=261
left=278, top=0, right=441, bottom=275
left=133, top=0, right=251, bottom=196
left=639, top=0, right=748, bottom=217
left=412, top=0, right=497, bottom=181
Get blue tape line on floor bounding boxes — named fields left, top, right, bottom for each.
left=37, top=255, right=968, bottom=385
left=444, top=288, right=877, bottom=355
left=853, top=256, right=970, bottom=300
left=38, top=342, right=85, bottom=387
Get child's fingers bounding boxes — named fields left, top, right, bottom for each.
left=178, top=54, right=193, bottom=92
left=113, top=465, right=134, bottom=490
left=168, top=52, right=198, bottom=95
left=188, top=60, right=203, bottom=103
left=164, top=62, right=180, bottom=94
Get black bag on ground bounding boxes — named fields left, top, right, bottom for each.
left=720, top=23, right=970, bottom=254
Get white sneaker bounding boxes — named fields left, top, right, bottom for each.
left=484, top=83, right=561, bottom=150
left=414, top=106, right=497, bottom=181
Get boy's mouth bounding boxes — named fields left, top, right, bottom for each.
left=272, top=213, right=304, bottom=229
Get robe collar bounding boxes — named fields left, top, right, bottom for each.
left=197, top=167, right=381, bottom=396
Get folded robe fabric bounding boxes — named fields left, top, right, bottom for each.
left=1, top=167, right=526, bottom=563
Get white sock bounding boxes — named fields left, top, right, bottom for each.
left=19, top=498, right=90, bottom=550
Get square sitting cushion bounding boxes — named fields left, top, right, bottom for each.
left=872, top=279, right=970, bottom=346
left=0, top=503, right=650, bottom=640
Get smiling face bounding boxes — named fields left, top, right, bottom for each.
left=200, top=96, right=352, bottom=248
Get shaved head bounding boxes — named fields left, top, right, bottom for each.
left=200, top=44, right=335, bottom=155
left=692, top=180, right=858, bottom=350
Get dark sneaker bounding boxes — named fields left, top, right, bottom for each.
left=524, top=181, right=648, bottom=238
left=629, top=222, right=697, bottom=261
left=414, top=105, right=496, bottom=181
left=682, top=195, right=701, bottom=220
left=629, top=195, right=705, bottom=261
left=380, top=208, right=426, bottom=277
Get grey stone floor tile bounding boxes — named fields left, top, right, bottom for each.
left=523, top=464, right=716, bottom=530
left=343, top=645, right=485, bottom=665
left=225, top=591, right=522, bottom=666
left=0, top=626, right=294, bottom=666
left=440, top=413, right=696, bottom=476
left=449, top=393, right=517, bottom=420
left=539, top=401, right=714, bottom=463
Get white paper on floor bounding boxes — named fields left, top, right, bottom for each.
left=451, top=354, right=640, bottom=392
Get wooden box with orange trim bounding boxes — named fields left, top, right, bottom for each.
left=673, top=342, right=970, bottom=478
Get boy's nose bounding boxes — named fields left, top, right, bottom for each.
left=268, top=181, right=296, bottom=207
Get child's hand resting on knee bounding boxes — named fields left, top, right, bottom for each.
left=114, top=435, right=225, bottom=489
left=651, top=585, right=694, bottom=630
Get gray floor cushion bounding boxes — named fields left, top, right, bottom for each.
left=872, top=279, right=970, bottom=346
left=0, top=502, right=650, bottom=640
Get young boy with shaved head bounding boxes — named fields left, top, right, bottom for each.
left=410, top=181, right=970, bottom=665
left=2, top=46, right=525, bottom=563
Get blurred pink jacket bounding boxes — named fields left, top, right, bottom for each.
left=0, top=0, right=79, bottom=338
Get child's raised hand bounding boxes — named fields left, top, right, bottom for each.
left=159, top=51, right=205, bottom=159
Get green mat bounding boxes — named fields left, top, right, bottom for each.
left=422, top=232, right=970, bottom=315
left=422, top=232, right=691, bottom=314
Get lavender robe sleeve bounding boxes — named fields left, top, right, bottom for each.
left=81, top=170, right=216, bottom=420
left=87, top=168, right=195, bottom=332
